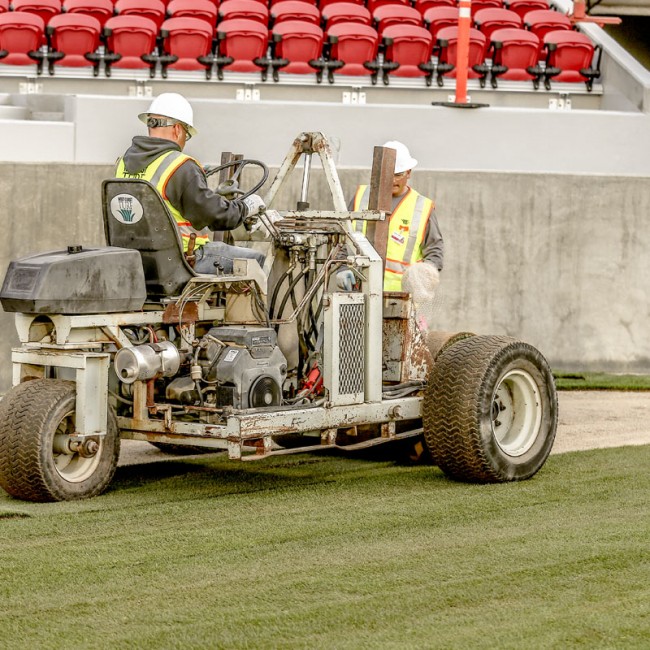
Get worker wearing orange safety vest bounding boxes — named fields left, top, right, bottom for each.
left=348, top=141, right=444, bottom=292
left=115, top=93, right=266, bottom=274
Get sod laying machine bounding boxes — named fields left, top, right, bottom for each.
left=0, top=133, right=557, bottom=502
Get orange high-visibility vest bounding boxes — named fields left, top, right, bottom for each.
left=115, top=150, right=210, bottom=252
left=353, top=185, right=433, bottom=291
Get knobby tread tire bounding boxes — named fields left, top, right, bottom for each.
left=0, top=379, right=120, bottom=502
left=423, top=335, right=558, bottom=483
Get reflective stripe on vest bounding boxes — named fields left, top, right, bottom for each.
left=115, top=151, right=211, bottom=252
left=352, top=184, right=432, bottom=291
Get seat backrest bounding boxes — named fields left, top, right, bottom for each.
left=167, top=0, right=218, bottom=26
left=102, top=178, right=196, bottom=299
left=506, top=0, right=548, bottom=20
left=474, top=7, right=521, bottom=40
left=544, top=29, right=594, bottom=74
left=114, top=0, right=166, bottom=29
left=319, top=0, right=361, bottom=9
left=470, top=0, right=503, bottom=16
left=104, top=14, right=157, bottom=59
left=63, top=0, right=114, bottom=28
left=436, top=25, right=487, bottom=66
left=272, top=19, right=323, bottom=64
left=491, top=26, right=539, bottom=71
left=271, top=1, right=320, bottom=26
left=321, top=2, right=370, bottom=29
left=217, top=17, right=268, bottom=61
left=423, top=6, right=458, bottom=40
left=219, top=0, right=269, bottom=24
left=12, top=0, right=61, bottom=24
left=382, top=23, right=432, bottom=64
left=328, top=21, right=378, bottom=63
left=414, top=0, right=456, bottom=15
left=47, top=13, right=101, bottom=64
left=373, top=4, right=422, bottom=31
left=161, top=16, right=214, bottom=57
left=367, top=0, right=410, bottom=14
left=523, top=9, right=571, bottom=40
left=0, top=11, right=45, bottom=60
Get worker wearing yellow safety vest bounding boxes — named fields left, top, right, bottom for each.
left=344, top=141, right=444, bottom=292
left=115, top=93, right=266, bottom=274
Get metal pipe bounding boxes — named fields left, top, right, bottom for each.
left=300, top=153, right=312, bottom=205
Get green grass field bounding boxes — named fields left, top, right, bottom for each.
left=1, top=445, right=649, bottom=649
left=553, top=372, right=650, bottom=391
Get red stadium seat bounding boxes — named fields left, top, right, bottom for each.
left=62, top=0, right=113, bottom=28
left=0, top=0, right=8, bottom=13
left=543, top=29, right=599, bottom=90
left=367, top=0, right=410, bottom=13
left=270, top=1, right=320, bottom=26
left=46, top=13, right=102, bottom=74
left=114, top=0, right=166, bottom=30
left=12, top=0, right=62, bottom=24
left=214, top=17, right=269, bottom=79
left=414, top=0, right=456, bottom=16
left=158, top=16, right=215, bottom=78
left=319, top=0, right=362, bottom=9
left=218, top=0, right=269, bottom=25
left=269, top=0, right=316, bottom=5
left=0, top=11, right=46, bottom=71
left=373, top=4, right=422, bottom=33
left=321, top=2, right=371, bottom=30
left=381, top=23, right=434, bottom=85
left=434, top=25, right=487, bottom=86
left=474, top=7, right=521, bottom=41
left=103, top=14, right=157, bottom=76
left=523, top=9, right=571, bottom=44
left=423, top=6, right=458, bottom=42
left=270, top=19, right=324, bottom=81
left=325, top=21, right=379, bottom=82
left=488, top=27, right=540, bottom=87
left=505, top=0, right=549, bottom=20
left=470, top=0, right=504, bottom=16
left=167, top=0, right=218, bottom=28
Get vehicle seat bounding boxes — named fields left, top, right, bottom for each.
left=102, top=178, right=196, bottom=300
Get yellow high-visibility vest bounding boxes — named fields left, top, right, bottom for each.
left=115, top=150, right=210, bottom=252
left=353, top=185, right=433, bottom=291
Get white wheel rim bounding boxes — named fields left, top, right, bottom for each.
left=52, top=410, right=102, bottom=483
left=491, top=369, right=542, bottom=457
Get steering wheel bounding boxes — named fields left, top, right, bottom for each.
left=205, top=159, right=269, bottom=199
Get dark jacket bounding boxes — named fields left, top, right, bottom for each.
left=120, top=136, right=248, bottom=231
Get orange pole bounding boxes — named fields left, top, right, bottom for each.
left=455, top=0, right=472, bottom=104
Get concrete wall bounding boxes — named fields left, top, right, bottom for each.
left=0, top=164, right=648, bottom=393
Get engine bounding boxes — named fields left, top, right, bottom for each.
left=115, top=326, right=287, bottom=411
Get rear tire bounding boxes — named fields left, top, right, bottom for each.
left=423, top=336, right=557, bottom=482
left=0, top=379, right=120, bottom=502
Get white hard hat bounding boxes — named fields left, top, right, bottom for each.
left=382, top=140, right=418, bottom=174
left=138, top=92, right=197, bottom=137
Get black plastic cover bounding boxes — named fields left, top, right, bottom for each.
left=0, top=246, right=146, bottom=314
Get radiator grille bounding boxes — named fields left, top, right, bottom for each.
left=338, top=302, right=365, bottom=396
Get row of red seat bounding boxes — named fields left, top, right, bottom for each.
left=0, top=6, right=598, bottom=90
left=0, top=0, right=553, bottom=30
left=0, top=0, right=553, bottom=21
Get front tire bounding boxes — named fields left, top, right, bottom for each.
left=0, top=379, right=120, bottom=502
left=423, top=336, right=557, bottom=482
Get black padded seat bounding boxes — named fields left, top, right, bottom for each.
left=102, top=178, right=196, bottom=299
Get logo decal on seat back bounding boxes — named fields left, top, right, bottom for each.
left=110, top=194, right=144, bottom=224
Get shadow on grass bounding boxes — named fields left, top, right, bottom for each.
left=108, top=438, right=444, bottom=499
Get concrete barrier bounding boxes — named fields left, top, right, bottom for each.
left=0, top=163, right=648, bottom=393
